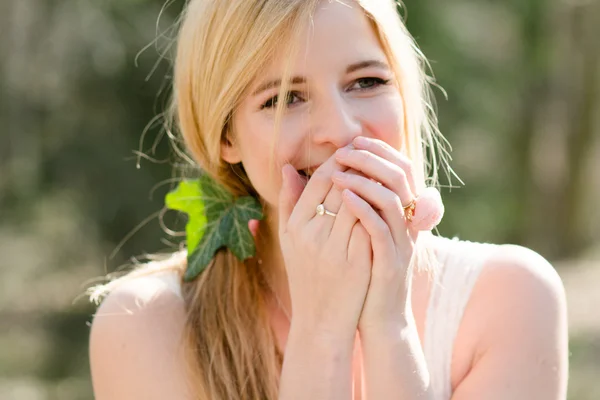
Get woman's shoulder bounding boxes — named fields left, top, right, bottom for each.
left=441, top=234, right=566, bottom=300
left=430, top=234, right=561, bottom=282
left=430, top=235, right=568, bottom=392
left=449, top=237, right=567, bottom=365
left=89, top=253, right=187, bottom=341
left=88, top=256, right=193, bottom=399
left=479, top=242, right=563, bottom=288
left=432, top=234, right=565, bottom=312
left=88, top=265, right=188, bottom=358
left=472, top=241, right=566, bottom=330
left=92, top=268, right=185, bottom=318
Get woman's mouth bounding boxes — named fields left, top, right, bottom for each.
left=297, top=168, right=312, bottom=180
left=297, top=165, right=320, bottom=180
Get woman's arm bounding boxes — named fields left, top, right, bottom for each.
left=450, top=245, right=568, bottom=400
left=275, top=158, right=374, bottom=400
left=359, top=317, right=434, bottom=400
left=89, top=277, right=195, bottom=400
left=278, top=323, right=355, bottom=400
left=358, top=245, right=568, bottom=400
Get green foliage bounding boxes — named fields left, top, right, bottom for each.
left=165, top=176, right=263, bottom=281
left=165, top=179, right=207, bottom=253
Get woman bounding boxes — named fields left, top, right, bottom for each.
left=88, top=0, right=569, bottom=399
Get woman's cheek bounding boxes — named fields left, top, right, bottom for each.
left=359, top=96, right=405, bottom=149
left=238, top=128, right=282, bottom=206
left=242, top=155, right=280, bottom=206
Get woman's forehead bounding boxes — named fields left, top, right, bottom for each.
left=258, top=1, right=385, bottom=81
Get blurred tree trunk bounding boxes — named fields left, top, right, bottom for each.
left=3, top=0, right=47, bottom=209
left=559, top=0, right=600, bottom=256
left=511, top=0, right=550, bottom=249
left=512, top=0, right=599, bottom=258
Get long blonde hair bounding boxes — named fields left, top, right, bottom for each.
left=90, top=0, right=451, bottom=399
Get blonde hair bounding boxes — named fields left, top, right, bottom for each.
left=90, top=0, right=451, bottom=399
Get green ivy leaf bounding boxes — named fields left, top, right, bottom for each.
left=164, top=175, right=263, bottom=282
left=165, top=179, right=206, bottom=253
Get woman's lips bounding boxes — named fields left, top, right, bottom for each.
left=300, top=164, right=323, bottom=178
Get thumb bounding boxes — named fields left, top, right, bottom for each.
left=278, top=164, right=305, bottom=234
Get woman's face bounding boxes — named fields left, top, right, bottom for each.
left=224, top=0, right=405, bottom=208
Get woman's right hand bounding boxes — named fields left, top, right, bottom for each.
left=278, top=152, right=372, bottom=342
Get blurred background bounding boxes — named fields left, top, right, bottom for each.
left=1, top=0, right=598, bottom=398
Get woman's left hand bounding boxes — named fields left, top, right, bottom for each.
left=332, top=136, right=421, bottom=333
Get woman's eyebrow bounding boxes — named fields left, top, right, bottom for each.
left=346, top=59, right=389, bottom=74
left=252, top=59, right=390, bottom=97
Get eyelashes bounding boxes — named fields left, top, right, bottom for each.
left=261, top=92, right=298, bottom=110
left=259, top=77, right=392, bottom=110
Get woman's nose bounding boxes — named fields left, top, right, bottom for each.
left=310, top=94, right=362, bottom=148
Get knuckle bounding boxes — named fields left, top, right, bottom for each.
left=394, top=167, right=407, bottom=181
left=395, top=156, right=413, bottom=176
left=356, top=149, right=370, bottom=162
left=374, top=138, right=388, bottom=151
left=383, top=195, right=401, bottom=211
left=405, top=162, right=415, bottom=177
left=391, top=167, right=407, bottom=192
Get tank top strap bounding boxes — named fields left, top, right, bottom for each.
left=423, top=236, right=497, bottom=399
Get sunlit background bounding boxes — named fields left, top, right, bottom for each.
left=1, top=0, right=599, bottom=399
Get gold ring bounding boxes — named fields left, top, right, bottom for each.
left=316, top=204, right=337, bottom=217
left=402, top=198, right=417, bottom=222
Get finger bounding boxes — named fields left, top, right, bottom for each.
left=350, top=136, right=418, bottom=196
left=335, top=147, right=415, bottom=209
left=278, top=164, right=307, bottom=235
left=288, top=153, right=346, bottom=226
left=327, top=199, right=358, bottom=251
left=341, top=189, right=399, bottom=262
left=309, top=189, right=342, bottom=240
left=334, top=171, right=409, bottom=247
left=347, top=222, right=371, bottom=265
left=309, top=162, right=364, bottom=241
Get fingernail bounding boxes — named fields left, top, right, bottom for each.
left=336, top=147, right=351, bottom=159
left=342, top=189, right=357, bottom=201
left=354, top=136, right=368, bottom=147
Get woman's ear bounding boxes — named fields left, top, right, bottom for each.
left=221, top=133, right=242, bottom=164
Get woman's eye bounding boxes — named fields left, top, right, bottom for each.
left=261, top=92, right=301, bottom=109
left=259, top=78, right=390, bottom=110
left=351, top=77, right=391, bottom=91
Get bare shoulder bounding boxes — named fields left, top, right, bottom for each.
left=470, top=243, right=568, bottom=342
left=473, top=244, right=567, bottom=336
left=453, top=243, right=569, bottom=399
left=89, top=272, right=194, bottom=400
left=480, top=243, right=566, bottom=295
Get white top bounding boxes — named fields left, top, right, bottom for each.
left=152, top=235, right=496, bottom=399
left=424, top=236, right=497, bottom=399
